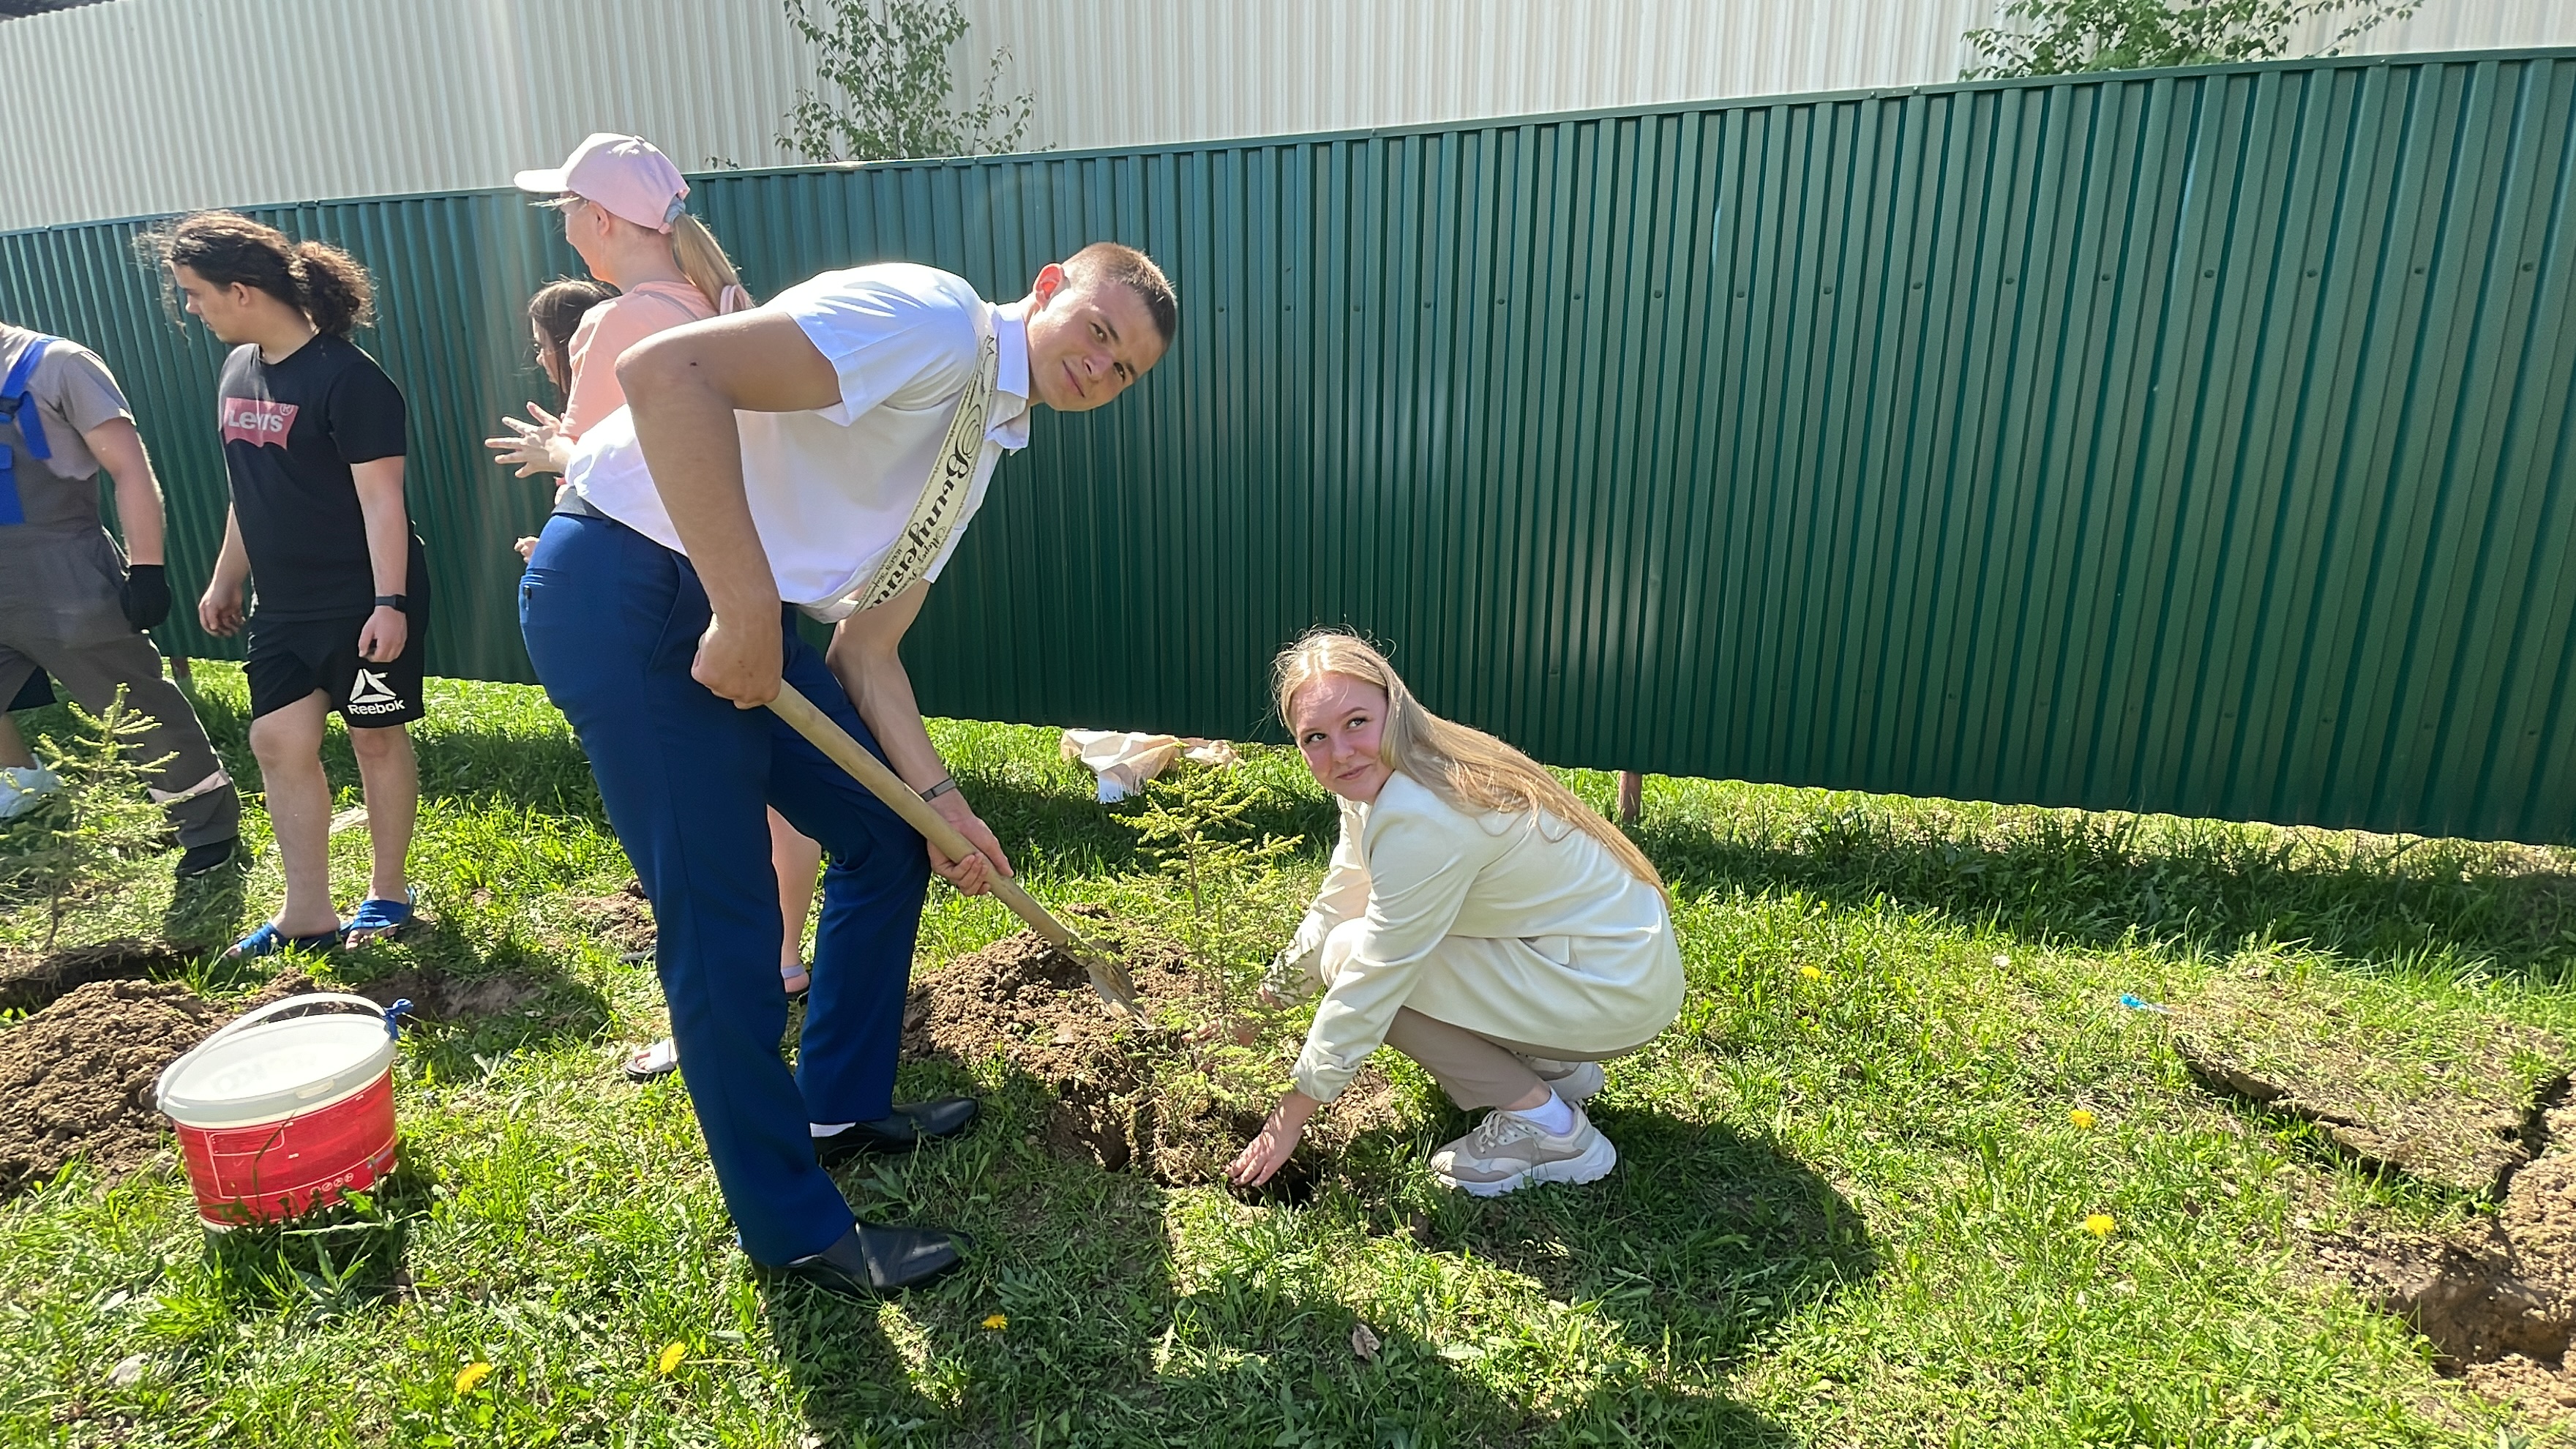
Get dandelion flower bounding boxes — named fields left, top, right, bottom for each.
left=2083, top=1213, right=2116, bottom=1238
left=656, top=1341, right=686, bottom=1376
left=981, top=1314, right=1008, bottom=1331
left=2069, top=1109, right=2096, bottom=1129
left=1799, top=965, right=1823, bottom=981
left=453, top=1362, right=494, bottom=1394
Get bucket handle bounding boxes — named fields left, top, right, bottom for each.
left=201, top=990, right=401, bottom=1046
left=156, top=992, right=402, bottom=1114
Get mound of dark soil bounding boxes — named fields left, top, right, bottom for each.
left=2312, top=1106, right=2576, bottom=1421
left=902, top=914, right=1418, bottom=1191
left=562, top=879, right=654, bottom=953
left=0, top=938, right=195, bottom=1014
left=0, top=970, right=310, bottom=1198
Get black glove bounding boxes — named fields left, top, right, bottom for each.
left=120, top=564, right=171, bottom=632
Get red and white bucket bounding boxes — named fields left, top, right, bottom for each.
left=154, top=992, right=405, bottom=1228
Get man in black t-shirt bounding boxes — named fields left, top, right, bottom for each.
left=157, top=211, right=427, bottom=958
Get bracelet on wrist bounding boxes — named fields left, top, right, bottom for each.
left=918, top=775, right=961, bottom=804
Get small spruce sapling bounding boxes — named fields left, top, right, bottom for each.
left=1120, top=760, right=1304, bottom=1022
left=0, top=689, right=172, bottom=949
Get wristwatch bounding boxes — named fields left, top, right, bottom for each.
left=374, top=594, right=408, bottom=610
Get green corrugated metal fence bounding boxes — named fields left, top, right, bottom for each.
left=4, top=51, right=2572, bottom=841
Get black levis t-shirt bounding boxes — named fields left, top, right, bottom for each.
left=215, top=334, right=418, bottom=622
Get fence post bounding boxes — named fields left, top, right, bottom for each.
left=1617, top=771, right=1643, bottom=825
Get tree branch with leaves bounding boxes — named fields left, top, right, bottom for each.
left=1964, top=0, right=2421, bottom=80
left=0, top=690, right=174, bottom=950
left=779, top=0, right=1034, bottom=163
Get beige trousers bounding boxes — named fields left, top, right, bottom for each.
left=1319, top=924, right=1653, bottom=1110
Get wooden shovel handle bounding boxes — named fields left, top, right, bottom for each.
left=764, top=682, right=1087, bottom=963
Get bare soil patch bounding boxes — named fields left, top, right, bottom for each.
left=0, top=938, right=195, bottom=1014
left=2176, top=978, right=2565, bottom=1197
left=2192, top=979, right=2576, bottom=1417
left=0, top=970, right=310, bottom=1199
left=2310, top=1107, right=2576, bottom=1419
left=902, top=910, right=1422, bottom=1194
left=558, top=878, right=655, bottom=954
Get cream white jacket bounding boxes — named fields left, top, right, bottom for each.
left=1277, top=771, right=1684, bottom=1102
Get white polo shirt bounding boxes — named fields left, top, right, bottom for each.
left=566, top=263, right=1033, bottom=613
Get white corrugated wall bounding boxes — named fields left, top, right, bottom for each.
left=1, top=0, right=2564, bottom=232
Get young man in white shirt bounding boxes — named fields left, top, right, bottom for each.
left=521, top=244, right=1173, bottom=1297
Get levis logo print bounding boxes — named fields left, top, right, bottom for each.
left=221, top=397, right=297, bottom=446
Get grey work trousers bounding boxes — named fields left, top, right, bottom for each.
left=0, top=525, right=239, bottom=847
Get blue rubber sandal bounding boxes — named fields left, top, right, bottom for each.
left=341, top=891, right=416, bottom=943
left=228, top=921, right=342, bottom=959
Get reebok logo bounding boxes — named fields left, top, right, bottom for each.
left=220, top=397, right=297, bottom=446
left=347, top=667, right=400, bottom=714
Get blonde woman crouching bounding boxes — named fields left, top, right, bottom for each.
left=1225, top=632, right=1684, bottom=1197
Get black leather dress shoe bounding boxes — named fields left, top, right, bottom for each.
left=782, top=1221, right=965, bottom=1296
left=814, top=1096, right=981, bottom=1167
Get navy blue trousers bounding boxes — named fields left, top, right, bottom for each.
left=521, top=511, right=929, bottom=1264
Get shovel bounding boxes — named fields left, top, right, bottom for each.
left=765, top=681, right=1143, bottom=1018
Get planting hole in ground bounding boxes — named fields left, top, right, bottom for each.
left=2174, top=976, right=2576, bottom=1420
left=0, top=938, right=195, bottom=1014
left=2309, top=1106, right=2576, bottom=1423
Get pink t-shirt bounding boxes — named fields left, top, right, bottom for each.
left=559, top=280, right=718, bottom=439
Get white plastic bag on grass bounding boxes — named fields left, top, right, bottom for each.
left=0, top=765, right=62, bottom=820
left=1059, top=731, right=1241, bottom=803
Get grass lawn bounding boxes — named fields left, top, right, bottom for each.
left=3, top=663, right=2573, bottom=1448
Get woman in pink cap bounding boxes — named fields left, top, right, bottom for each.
left=486, top=133, right=821, bottom=1073
left=488, top=132, right=751, bottom=475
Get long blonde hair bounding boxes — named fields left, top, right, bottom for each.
left=543, top=196, right=754, bottom=313
left=670, top=213, right=752, bottom=313
left=1273, top=630, right=1666, bottom=894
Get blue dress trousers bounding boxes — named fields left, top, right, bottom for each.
left=520, top=509, right=929, bottom=1264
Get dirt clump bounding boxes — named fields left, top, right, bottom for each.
left=561, top=879, right=655, bottom=954
left=0, top=969, right=312, bottom=1199
left=0, top=938, right=195, bottom=1014
left=903, top=914, right=1419, bottom=1191
left=2464, top=1355, right=2576, bottom=1426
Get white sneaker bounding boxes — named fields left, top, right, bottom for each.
left=1429, top=1104, right=1617, bottom=1197
left=1519, top=1056, right=1606, bottom=1103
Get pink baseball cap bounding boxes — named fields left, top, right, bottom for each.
left=514, top=133, right=689, bottom=232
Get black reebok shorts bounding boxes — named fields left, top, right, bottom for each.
left=246, top=603, right=428, bottom=727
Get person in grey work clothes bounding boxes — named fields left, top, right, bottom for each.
left=0, top=321, right=242, bottom=875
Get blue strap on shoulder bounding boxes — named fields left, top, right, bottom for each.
left=0, top=336, right=57, bottom=528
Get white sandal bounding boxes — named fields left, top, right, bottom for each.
left=623, top=1036, right=679, bottom=1082
left=621, top=960, right=808, bottom=1083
